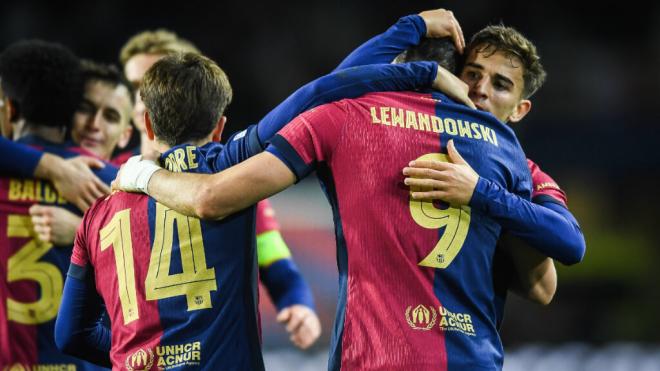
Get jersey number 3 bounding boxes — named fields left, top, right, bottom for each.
left=409, top=153, right=471, bottom=269
left=100, top=204, right=217, bottom=325
left=7, top=215, right=62, bottom=324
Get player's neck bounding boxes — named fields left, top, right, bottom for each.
left=152, top=135, right=214, bottom=153
left=16, top=120, right=66, bottom=144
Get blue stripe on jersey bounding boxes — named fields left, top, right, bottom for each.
left=429, top=92, right=523, bottom=371
left=316, top=165, right=349, bottom=371
left=152, top=143, right=264, bottom=370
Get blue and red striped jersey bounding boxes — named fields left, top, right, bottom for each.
left=0, top=135, right=115, bottom=370
left=70, top=128, right=265, bottom=370
left=267, top=91, right=532, bottom=371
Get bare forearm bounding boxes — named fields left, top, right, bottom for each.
left=147, top=170, right=208, bottom=217
left=500, top=234, right=557, bottom=305
left=147, top=152, right=296, bottom=220
left=34, top=153, right=62, bottom=180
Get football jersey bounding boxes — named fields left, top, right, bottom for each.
left=527, top=159, right=567, bottom=207
left=0, top=135, right=116, bottom=370
left=70, top=129, right=265, bottom=370
left=267, top=91, right=532, bottom=371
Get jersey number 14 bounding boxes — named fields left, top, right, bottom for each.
left=100, top=203, right=217, bottom=325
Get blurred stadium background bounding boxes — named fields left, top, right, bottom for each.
left=2, top=0, right=659, bottom=369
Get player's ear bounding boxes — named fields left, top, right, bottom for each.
left=508, top=99, right=531, bottom=123
left=117, top=123, right=133, bottom=149
left=211, top=116, right=227, bottom=142
left=144, top=111, right=155, bottom=141
left=6, top=98, right=17, bottom=123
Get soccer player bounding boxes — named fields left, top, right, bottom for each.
left=72, top=60, right=134, bottom=163
left=0, top=40, right=115, bottom=370
left=56, top=54, right=465, bottom=368
left=119, top=30, right=323, bottom=347
left=333, top=9, right=585, bottom=305
left=29, top=61, right=135, bottom=246
left=112, top=40, right=551, bottom=370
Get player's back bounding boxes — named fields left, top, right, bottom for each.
left=273, top=91, right=531, bottom=370
left=0, top=135, right=115, bottom=370
left=74, top=143, right=263, bottom=370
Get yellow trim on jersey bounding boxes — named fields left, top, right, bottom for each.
left=257, top=230, right=292, bottom=268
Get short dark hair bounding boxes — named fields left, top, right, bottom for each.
left=395, top=37, right=459, bottom=74
left=466, top=25, right=546, bottom=98
left=0, top=40, right=83, bottom=128
left=141, top=52, right=232, bottom=146
left=81, top=59, right=135, bottom=104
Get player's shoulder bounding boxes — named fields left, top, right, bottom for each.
left=527, top=158, right=559, bottom=185
left=354, top=90, right=431, bottom=106
left=86, top=192, right=147, bottom=223
left=526, top=158, right=568, bottom=206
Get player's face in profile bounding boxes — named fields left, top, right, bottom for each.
left=124, top=53, right=163, bottom=133
left=460, top=48, right=526, bottom=123
left=72, top=80, right=133, bottom=160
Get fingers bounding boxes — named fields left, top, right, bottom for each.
left=406, top=160, right=453, bottom=172
left=290, top=316, right=321, bottom=349
left=450, top=18, right=464, bottom=54
left=447, top=140, right=467, bottom=165
left=285, top=308, right=307, bottom=333
left=76, top=156, right=106, bottom=170
left=276, top=308, right=292, bottom=324
left=404, top=178, right=447, bottom=189
left=410, top=190, right=448, bottom=200
left=29, top=205, right=54, bottom=243
left=29, top=204, right=47, bottom=217
left=453, top=17, right=465, bottom=53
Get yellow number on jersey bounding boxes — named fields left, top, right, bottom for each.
left=7, top=215, right=63, bottom=324
left=100, top=209, right=139, bottom=324
left=100, top=205, right=217, bottom=324
left=409, top=153, right=471, bottom=269
left=146, top=203, right=217, bottom=311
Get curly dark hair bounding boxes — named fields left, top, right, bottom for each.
left=0, top=39, right=83, bottom=127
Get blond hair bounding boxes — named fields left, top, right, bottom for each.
left=119, top=29, right=200, bottom=66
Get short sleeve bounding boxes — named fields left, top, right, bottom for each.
left=70, top=201, right=100, bottom=268
left=266, top=101, right=350, bottom=180
left=527, top=159, right=568, bottom=207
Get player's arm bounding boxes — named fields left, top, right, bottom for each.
left=255, top=201, right=320, bottom=349
left=0, top=137, right=110, bottom=211
left=55, top=264, right=112, bottom=367
left=257, top=61, right=443, bottom=143
left=335, top=9, right=464, bottom=70
left=259, top=236, right=321, bottom=349
left=402, top=140, right=586, bottom=265
left=116, top=102, right=345, bottom=220
left=497, top=234, right=557, bottom=305
left=54, top=205, right=111, bottom=367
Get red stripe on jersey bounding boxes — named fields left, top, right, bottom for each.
left=0, top=179, right=41, bottom=367
left=527, top=159, right=567, bottom=206
left=280, top=92, right=449, bottom=370
left=79, top=193, right=164, bottom=367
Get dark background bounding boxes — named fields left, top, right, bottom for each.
left=3, top=0, right=659, bottom=346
